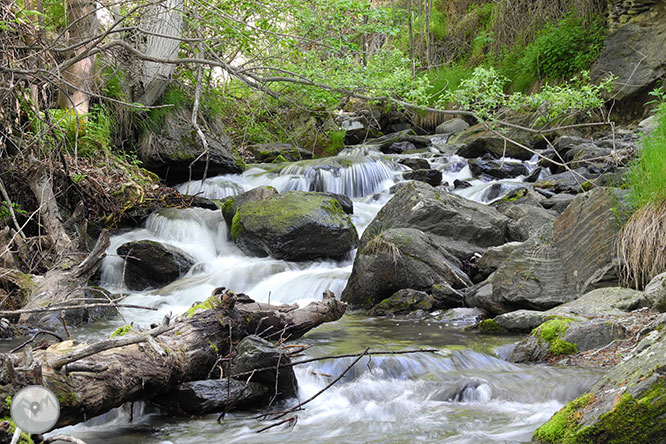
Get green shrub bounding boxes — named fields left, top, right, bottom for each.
left=505, top=14, right=605, bottom=88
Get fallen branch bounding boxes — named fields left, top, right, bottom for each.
left=256, top=415, right=298, bottom=433
left=0, top=303, right=158, bottom=316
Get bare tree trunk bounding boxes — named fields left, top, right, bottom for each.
left=425, top=0, right=431, bottom=68
left=57, top=0, right=99, bottom=114
left=0, top=291, right=347, bottom=427
left=408, top=0, right=415, bottom=77
left=138, top=0, right=184, bottom=106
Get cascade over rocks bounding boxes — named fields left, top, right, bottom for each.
left=138, top=109, right=244, bottom=184
left=117, top=240, right=196, bottom=291
left=230, top=191, right=358, bottom=261
left=467, top=188, right=629, bottom=314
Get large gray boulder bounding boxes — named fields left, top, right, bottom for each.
left=231, top=191, right=358, bottom=261
left=591, top=1, right=666, bottom=106
left=152, top=379, right=269, bottom=415
left=450, top=123, right=543, bottom=160
left=139, top=109, right=244, bottom=184
left=467, top=189, right=629, bottom=314
left=230, top=335, right=297, bottom=398
left=435, top=118, right=469, bottom=135
left=342, top=228, right=470, bottom=308
left=117, top=240, right=195, bottom=291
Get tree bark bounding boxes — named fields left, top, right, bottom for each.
left=0, top=291, right=346, bottom=427
left=57, top=0, right=99, bottom=114
left=138, top=0, right=184, bottom=106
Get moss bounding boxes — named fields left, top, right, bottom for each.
left=532, top=317, right=577, bottom=356
left=272, top=154, right=288, bottom=163
left=109, top=324, right=132, bottom=338
left=209, top=341, right=219, bottom=353
left=533, top=393, right=594, bottom=443
left=477, top=318, right=509, bottom=334
left=184, top=295, right=220, bottom=317
left=498, top=187, right=528, bottom=203
left=534, top=379, right=666, bottom=444
left=230, top=210, right=242, bottom=240
left=221, top=198, right=235, bottom=218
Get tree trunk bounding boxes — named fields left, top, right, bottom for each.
left=57, top=0, right=99, bottom=114
left=0, top=291, right=346, bottom=427
left=138, top=0, right=184, bottom=106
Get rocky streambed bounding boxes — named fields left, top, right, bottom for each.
left=38, top=118, right=666, bottom=443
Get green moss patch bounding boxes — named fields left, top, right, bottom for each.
left=478, top=318, right=509, bottom=335
left=184, top=295, right=221, bottom=317
left=533, top=393, right=593, bottom=443
left=532, top=317, right=577, bottom=356
left=109, top=324, right=132, bottom=338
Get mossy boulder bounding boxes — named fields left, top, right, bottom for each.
left=370, top=289, right=435, bottom=316
left=221, top=186, right=278, bottom=228
left=117, top=239, right=195, bottom=290
left=230, top=191, right=358, bottom=261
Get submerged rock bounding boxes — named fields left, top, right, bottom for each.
left=231, top=191, right=358, bottom=261
left=117, top=240, right=195, bottom=290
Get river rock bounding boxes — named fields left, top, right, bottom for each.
left=431, top=282, right=465, bottom=308
left=117, top=240, right=196, bottom=291
left=475, top=242, right=524, bottom=282
left=221, top=186, right=278, bottom=227
left=547, top=287, right=648, bottom=318
left=138, top=109, right=244, bottom=184
left=231, top=191, right=358, bottom=261
left=362, top=181, right=511, bottom=256
left=562, top=319, right=628, bottom=352
left=342, top=228, right=471, bottom=308
left=152, top=379, right=270, bottom=415
left=468, top=156, right=527, bottom=179
left=383, top=141, right=416, bottom=154
left=399, top=158, right=431, bottom=170
left=466, top=189, right=629, bottom=314
left=643, top=272, right=666, bottom=312
left=247, top=143, right=313, bottom=163
left=534, top=167, right=597, bottom=194
left=230, top=335, right=297, bottom=398
left=591, top=3, right=666, bottom=105
left=435, top=118, right=469, bottom=135
left=493, top=310, right=549, bottom=333
left=499, top=203, right=558, bottom=242
left=532, top=327, right=666, bottom=443
left=450, top=123, right=543, bottom=160
left=370, top=289, right=435, bottom=316
left=403, top=169, right=442, bottom=186
left=540, top=193, right=576, bottom=214
left=368, top=129, right=432, bottom=151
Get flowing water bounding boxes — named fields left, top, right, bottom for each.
left=50, top=143, right=601, bottom=443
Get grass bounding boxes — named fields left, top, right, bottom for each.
left=618, top=101, right=666, bottom=288
left=426, top=64, right=474, bottom=103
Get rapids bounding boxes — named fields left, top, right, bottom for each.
left=52, top=143, right=596, bottom=443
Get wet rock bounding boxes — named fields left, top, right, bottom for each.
left=506, top=336, right=549, bottom=363
left=468, top=156, right=527, bottom=179
left=368, top=129, right=432, bottom=152
left=399, top=158, right=431, bottom=170
left=153, top=379, right=270, bottom=415
left=138, top=109, right=243, bottom=184
left=248, top=143, right=313, bottom=163
left=117, top=240, right=196, bottom=291
left=643, top=272, right=666, bottom=312
left=533, top=328, right=666, bottom=443
left=342, top=228, right=471, bottom=308
left=383, top=141, right=416, bottom=154
left=231, top=191, right=358, bottom=261
left=435, top=118, right=469, bottom=135
left=540, top=193, right=576, bottom=214
left=493, top=310, right=548, bottom=333
left=454, top=179, right=472, bottom=189
left=450, top=123, right=544, bottom=160
left=431, top=282, right=465, bottom=308
left=325, top=193, right=354, bottom=214
left=230, top=335, right=298, bottom=398
left=466, top=189, right=630, bottom=314
left=221, top=186, right=278, bottom=228
left=370, top=289, right=435, bottom=315
left=403, top=169, right=442, bottom=186
left=361, top=181, right=510, bottom=254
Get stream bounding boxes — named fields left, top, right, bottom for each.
left=52, top=141, right=601, bottom=443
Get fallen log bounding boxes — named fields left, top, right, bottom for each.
left=0, top=289, right=346, bottom=428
